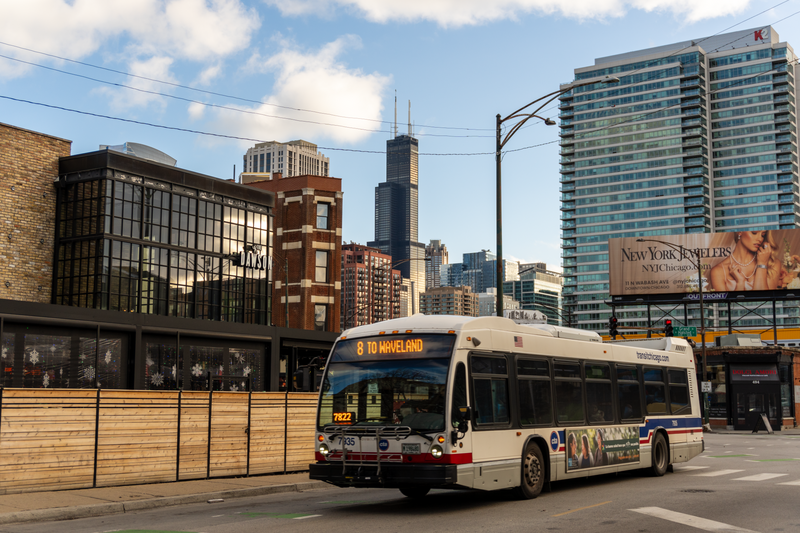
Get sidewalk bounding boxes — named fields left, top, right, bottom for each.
left=706, top=426, right=800, bottom=435
left=0, top=472, right=334, bottom=526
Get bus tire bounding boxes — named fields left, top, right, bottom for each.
left=399, top=487, right=430, bottom=498
left=517, top=441, right=545, bottom=499
left=649, top=432, right=668, bottom=477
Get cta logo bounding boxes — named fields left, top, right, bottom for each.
left=378, top=439, right=389, bottom=451
left=550, top=431, right=560, bottom=452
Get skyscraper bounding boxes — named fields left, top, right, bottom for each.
left=242, top=140, right=329, bottom=178
left=368, top=100, right=425, bottom=315
left=560, top=27, right=798, bottom=332
left=425, top=239, right=448, bottom=289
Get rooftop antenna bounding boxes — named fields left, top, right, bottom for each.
left=408, top=100, right=412, bottom=136
left=394, top=91, right=398, bottom=138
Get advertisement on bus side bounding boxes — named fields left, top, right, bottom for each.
left=566, top=427, right=640, bottom=471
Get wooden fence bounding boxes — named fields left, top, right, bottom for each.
left=0, top=389, right=318, bottom=495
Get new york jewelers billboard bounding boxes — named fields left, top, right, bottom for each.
left=609, top=230, right=800, bottom=297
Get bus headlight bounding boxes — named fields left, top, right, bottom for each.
left=430, top=445, right=443, bottom=458
left=319, top=443, right=330, bottom=456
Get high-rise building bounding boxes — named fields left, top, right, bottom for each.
left=442, top=250, right=519, bottom=293
left=368, top=103, right=425, bottom=316
left=425, top=239, right=448, bottom=289
left=477, top=287, right=519, bottom=317
left=560, top=27, right=798, bottom=332
left=503, top=264, right=564, bottom=325
left=340, top=244, right=402, bottom=329
left=419, top=286, right=479, bottom=316
left=242, top=140, right=329, bottom=179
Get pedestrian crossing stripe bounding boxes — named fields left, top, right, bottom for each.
left=631, top=507, right=757, bottom=532
left=733, top=473, right=788, bottom=481
left=693, top=469, right=744, bottom=477
left=241, top=512, right=316, bottom=519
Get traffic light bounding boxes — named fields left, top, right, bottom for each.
left=664, top=319, right=673, bottom=337
left=609, top=316, right=618, bottom=338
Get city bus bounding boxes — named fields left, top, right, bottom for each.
left=309, top=314, right=703, bottom=499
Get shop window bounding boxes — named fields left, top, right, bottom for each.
left=171, top=195, right=196, bottom=248
left=197, top=201, right=222, bottom=254
left=141, top=246, right=169, bottom=315
left=169, top=250, right=196, bottom=318
left=23, top=333, right=71, bottom=389
left=196, top=255, right=221, bottom=321
left=145, top=342, right=181, bottom=390
left=79, top=337, right=125, bottom=389
left=112, top=181, right=142, bottom=239
left=143, top=189, right=170, bottom=244
left=1, top=333, right=13, bottom=387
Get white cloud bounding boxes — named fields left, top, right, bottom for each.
left=97, top=56, right=178, bottom=111
left=264, top=0, right=751, bottom=26
left=0, top=0, right=260, bottom=78
left=196, top=64, right=223, bottom=86
left=212, top=36, right=391, bottom=145
left=188, top=101, right=207, bottom=120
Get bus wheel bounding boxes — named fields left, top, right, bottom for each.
left=517, top=442, right=545, bottom=499
left=649, top=432, right=668, bottom=477
left=399, top=487, right=430, bottom=498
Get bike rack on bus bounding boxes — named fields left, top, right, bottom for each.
left=322, top=425, right=413, bottom=479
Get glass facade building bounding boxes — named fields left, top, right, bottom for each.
left=560, top=27, right=799, bottom=333
left=368, top=134, right=425, bottom=315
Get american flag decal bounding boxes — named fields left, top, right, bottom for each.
left=514, top=336, right=523, bottom=347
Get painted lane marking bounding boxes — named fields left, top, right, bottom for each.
left=552, top=501, right=612, bottom=517
left=708, top=454, right=754, bottom=458
left=733, top=473, right=788, bottom=482
left=294, top=515, right=322, bottom=520
left=673, top=466, right=709, bottom=472
left=777, top=480, right=800, bottom=486
left=631, top=507, right=758, bottom=532
left=693, top=469, right=744, bottom=477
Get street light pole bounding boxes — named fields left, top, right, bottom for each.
left=495, top=75, right=619, bottom=317
left=637, top=238, right=709, bottom=427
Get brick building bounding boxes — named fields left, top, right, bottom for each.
left=340, top=243, right=402, bottom=330
left=246, top=174, right=342, bottom=332
left=419, top=286, right=479, bottom=316
left=0, top=123, right=71, bottom=302
left=0, top=122, right=337, bottom=391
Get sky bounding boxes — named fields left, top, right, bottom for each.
left=1, top=0, right=798, bottom=270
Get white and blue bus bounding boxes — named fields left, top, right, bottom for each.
left=309, top=315, right=703, bottom=498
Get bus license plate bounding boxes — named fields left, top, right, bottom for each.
left=402, top=443, right=420, bottom=455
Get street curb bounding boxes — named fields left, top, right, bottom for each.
left=0, top=480, right=332, bottom=526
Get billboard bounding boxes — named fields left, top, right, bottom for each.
left=609, top=230, right=800, bottom=297
left=566, top=427, right=639, bottom=471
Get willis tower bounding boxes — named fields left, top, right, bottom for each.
left=368, top=98, right=425, bottom=315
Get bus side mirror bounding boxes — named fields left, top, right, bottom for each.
left=451, top=406, right=471, bottom=445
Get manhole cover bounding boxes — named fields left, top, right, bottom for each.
left=681, top=489, right=715, bottom=493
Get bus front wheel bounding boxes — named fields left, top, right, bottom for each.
left=649, top=432, right=668, bottom=477
left=399, top=487, right=430, bottom=498
left=517, top=441, right=545, bottom=499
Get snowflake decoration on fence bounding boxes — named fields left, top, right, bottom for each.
left=29, top=349, right=40, bottom=365
left=83, top=366, right=96, bottom=382
left=43, top=373, right=50, bottom=388
left=79, top=352, right=86, bottom=361
left=230, top=383, right=239, bottom=392
left=243, top=366, right=251, bottom=377
left=219, top=365, right=224, bottom=375
left=192, top=364, right=203, bottom=377
left=172, top=365, right=177, bottom=378
left=59, top=368, right=63, bottom=377
left=234, top=352, right=245, bottom=364
left=1, top=347, right=6, bottom=360
left=50, top=345, right=56, bottom=353
left=240, top=381, right=246, bottom=390
left=104, top=350, right=112, bottom=365
left=146, top=355, right=154, bottom=367
left=151, top=373, right=164, bottom=387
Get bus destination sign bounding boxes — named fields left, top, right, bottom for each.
left=357, top=338, right=424, bottom=356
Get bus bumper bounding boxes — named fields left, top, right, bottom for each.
left=309, top=462, right=458, bottom=488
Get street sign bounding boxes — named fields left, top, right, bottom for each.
left=701, top=381, right=712, bottom=393
left=673, top=326, right=697, bottom=337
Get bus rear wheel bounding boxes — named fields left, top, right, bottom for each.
left=399, top=487, right=430, bottom=498
left=516, top=441, right=545, bottom=499
left=649, top=432, right=668, bottom=477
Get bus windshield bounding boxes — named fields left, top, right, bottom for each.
left=318, top=334, right=455, bottom=432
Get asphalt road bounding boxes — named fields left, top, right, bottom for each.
left=7, top=432, right=800, bottom=533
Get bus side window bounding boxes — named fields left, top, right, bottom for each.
left=643, top=367, right=667, bottom=415
left=518, top=359, right=553, bottom=426
left=452, top=363, right=468, bottom=427
left=617, top=365, right=642, bottom=421
left=585, top=363, right=613, bottom=424
left=668, top=369, right=691, bottom=415
left=471, top=355, right=509, bottom=425
left=554, top=362, right=584, bottom=424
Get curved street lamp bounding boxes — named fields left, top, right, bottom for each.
left=495, top=75, right=619, bottom=317
left=636, top=237, right=709, bottom=427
